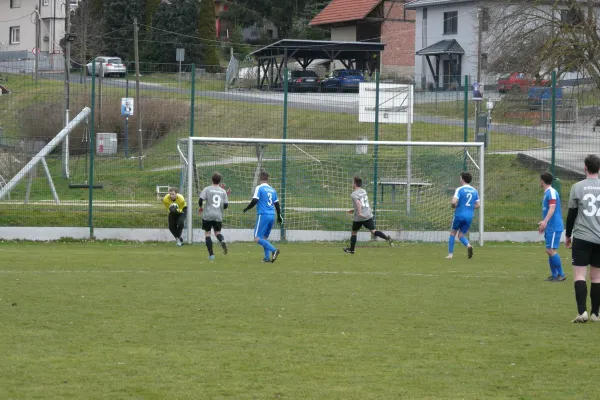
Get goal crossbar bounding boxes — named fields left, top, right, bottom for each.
left=186, top=137, right=485, bottom=246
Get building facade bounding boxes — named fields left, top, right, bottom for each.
left=0, top=0, right=74, bottom=61
left=310, top=0, right=415, bottom=77
left=406, top=0, right=482, bottom=90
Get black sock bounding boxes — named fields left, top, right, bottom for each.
left=575, top=280, right=588, bottom=315
left=591, top=283, right=600, bottom=316
left=350, top=235, right=357, bottom=251
left=216, top=234, right=225, bottom=243
left=206, top=237, right=214, bottom=256
left=374, top=231, right=388, bottom=240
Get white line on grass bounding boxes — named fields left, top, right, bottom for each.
left=0, top=269, right=525, bottom=279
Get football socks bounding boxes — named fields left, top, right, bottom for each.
left=591, top=282, right=600, bottom=317
left=205, top=237, right=214, bottom=256
left=575, top=280, right=588, bottom=316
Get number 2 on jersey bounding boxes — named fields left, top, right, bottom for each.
left=465, top=193, right=472, bottom=207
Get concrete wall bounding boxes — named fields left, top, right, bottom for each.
left=331, top=26, right=357, bottom=69
left=0, top=227, right=554, bottom=243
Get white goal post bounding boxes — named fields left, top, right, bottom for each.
left=185, top=137, right=485, bottom=245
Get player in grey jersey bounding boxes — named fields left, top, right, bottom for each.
left=566, top=155, right=600, bottom=322
left=343, top=176, right=393, bottom=254
left=198, top=172, right=231, bottom=260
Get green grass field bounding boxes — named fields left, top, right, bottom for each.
left=1, top=241, right=596, bottom=399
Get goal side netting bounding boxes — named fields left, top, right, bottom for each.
left=179, top=138, right=484, bottom=244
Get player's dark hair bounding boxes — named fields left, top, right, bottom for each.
left=354, top=176, right=362, bottom=187
left=168, top=187, right=178, bottom=193
left=259, top=170, right=269, bottom=181
left=540, top=171, right=553, bottom=185
left=585, top=154, right=600, bottom=174
left=212, top=172, right=222, bottom=184
left=460, top=172, right=472, bottom=184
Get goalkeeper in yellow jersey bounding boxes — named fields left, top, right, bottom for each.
left=163, top=187, right=187, bottom=246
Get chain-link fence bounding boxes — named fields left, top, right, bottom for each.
left=0, top=61, right=596, bottom=236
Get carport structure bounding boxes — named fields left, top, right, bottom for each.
left=249, top=39, right=385, bottom=89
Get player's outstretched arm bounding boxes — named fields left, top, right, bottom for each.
left=243, top=198, right=258, bottom=213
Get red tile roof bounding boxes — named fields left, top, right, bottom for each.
left=309, top=0, right=383, bottom=26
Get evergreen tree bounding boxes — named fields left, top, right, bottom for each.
left=102, top=0, right=146, bottom=61
left=229, top=26, right=251, bottom=60
left=198, top=0, right=221, bottom=71
left=149, top=0, right=202, bottom=65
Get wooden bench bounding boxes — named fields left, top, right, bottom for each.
left=378, top=180, right=432, bottom=203
left=156, top=185, right=173, bottom=200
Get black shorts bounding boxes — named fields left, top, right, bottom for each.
left=202, top=219, right=222, bottom=232
left=352, top=218, right=375, bottom=232
left=572, top=238, right=600, bottom=268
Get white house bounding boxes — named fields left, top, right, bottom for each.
left=405, top=0, right=485, bottom=90
left=0, top=0, right=75, bottom=63
left=406, top=0, right=593, bottom=90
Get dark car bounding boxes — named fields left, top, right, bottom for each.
left=288, top=70, right=321, bottom=92
left=321, top=69, right=365, bottom=92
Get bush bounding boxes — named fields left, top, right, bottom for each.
left=18, top=92, right=190, bottom=155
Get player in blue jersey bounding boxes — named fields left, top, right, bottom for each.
left=243, top=170, right=283, bottom=263
left=538, top=171, right=566, bottom=281
left=447, top=172, right=480, bottom=259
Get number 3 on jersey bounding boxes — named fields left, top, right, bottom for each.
left=583, top=193, right=600, bottom=217
left=267, top=192, right=273, bottom=206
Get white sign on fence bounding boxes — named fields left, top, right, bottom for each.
left=121, top=98, right=134, bottom=117
left=358, top=82, right=413, bottom=124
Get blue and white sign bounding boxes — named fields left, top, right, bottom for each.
left=121, top=98, right=134, bottom=116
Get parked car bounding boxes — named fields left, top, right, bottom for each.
left=86, top=56, right=126, bottom=77
left=497, top=72, right=549, bottom=93
left=288, top=70, right=321, bottom=92
left=321, top=69, right=365, bottom=92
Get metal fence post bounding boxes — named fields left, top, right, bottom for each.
left=372, top=71, right=380, bottom=221
left=463, top=75, right=469, bottom=171
left=280, top=65, right=288, bottom=240
left=551, top=70, right=556, bottom=177
left=190, top=64, right=196, bottom=137
left=88, top=61, right=96, bottom=239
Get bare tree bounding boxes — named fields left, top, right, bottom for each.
left=70, top=0, right=106, bottom=78
left=485, top=0, right=600, bottom=87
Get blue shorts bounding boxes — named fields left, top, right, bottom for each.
left=254, top=214, right=275, bottom=239
left=545, top=230, right=562, bottom=249
left=451, top=217, right=472, bottom=234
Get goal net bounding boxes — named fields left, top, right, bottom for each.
left=179, top=138, right=484, bottom=244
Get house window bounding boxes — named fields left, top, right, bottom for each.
left=9, top=26, right=20, bottom=44
left=561, top=8, right=582, bottom=26
left=266, top=29, right=274, bottom=39
left=443, top=11, right=458, bottom=34
left=10, top=0, right=21, bottom=8
left=423, top=8, right=427, bottom=19
left=481, top=53, right=488, bottom=70
left=481, top=7, right=490, bottom=32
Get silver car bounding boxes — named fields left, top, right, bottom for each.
left=86, top=56, right=126, bottom=77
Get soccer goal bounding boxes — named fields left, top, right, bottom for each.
left=180, top=137, right=485, bottom=245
